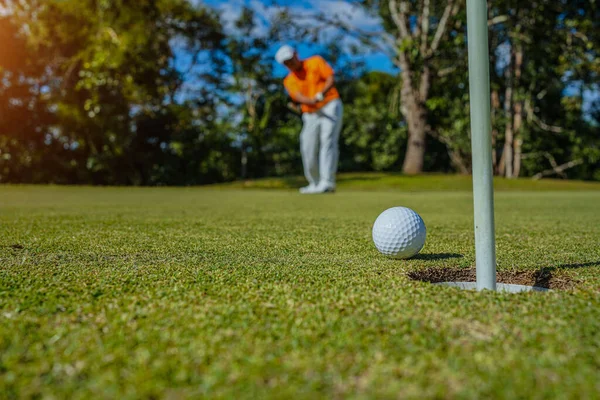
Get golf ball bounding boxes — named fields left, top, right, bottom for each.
left=372, top=207, right=426, bottom=259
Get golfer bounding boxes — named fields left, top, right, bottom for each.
left=275, top=45, right=343, bottom=194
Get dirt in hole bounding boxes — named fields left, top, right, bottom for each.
left=407, top=267, right=577, bottom=291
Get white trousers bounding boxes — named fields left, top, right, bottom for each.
left=300, top=99, right=343, bottom=188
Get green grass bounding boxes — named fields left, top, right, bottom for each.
left=1, top=176, right=600, bottom=399
left=220, top=172, right=600, bottom=191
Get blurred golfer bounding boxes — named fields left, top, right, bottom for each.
left=275, top=45, right=343, bottom=194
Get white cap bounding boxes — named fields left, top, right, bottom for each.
left=275, top=45, right=295, bottom=64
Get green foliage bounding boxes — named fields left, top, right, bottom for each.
left=0, top=0, right=232, bottom=184
left=0, top=0, right=598, bottom=184
left=224, top=6, right=304, bottom=179
left=487, top=0, right=599, bottom=178
left=340, top=72, right=407, bottom=171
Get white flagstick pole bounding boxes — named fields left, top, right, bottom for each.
left=466, top=0, right=497, bottom=290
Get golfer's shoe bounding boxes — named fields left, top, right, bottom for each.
left=307, top=183, right=336, bottom=194
left=300, top=182, right=336, bottom=194
left=317, top=185, right=335, bottom=193
left=299, top=184, right=318, bottom=194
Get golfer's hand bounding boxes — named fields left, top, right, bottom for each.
left=286, top=102, right=301, bottom=114
left=314, top=92, right=324, bottom=102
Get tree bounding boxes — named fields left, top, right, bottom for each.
left=338, top=71, right=407, bottom=171
left=489, top=0, right=599, bottom=178
left=225, top=6, right=369, bottom=180
left=225, top=6, right=281, bottom=179
left=0, top=0, right=232, bottom=184
left=272, top=0, right=465, bottom=174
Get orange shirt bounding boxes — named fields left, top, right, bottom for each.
left=283, top=56, right=340, bottom=113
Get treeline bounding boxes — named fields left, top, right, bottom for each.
left=0, top=0, right=598, bottom=185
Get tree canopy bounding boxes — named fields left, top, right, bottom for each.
left=1, top=0, right=598, bottom=184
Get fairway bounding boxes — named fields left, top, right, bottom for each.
left=1, top=180, right=600, bottom=398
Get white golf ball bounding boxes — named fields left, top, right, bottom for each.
left=372, top=207, right=426, bottom=259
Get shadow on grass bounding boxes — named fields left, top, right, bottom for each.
left=406, top=262, right=596, bottom=290
left=529, top=261, right=599, bottom=288
left=557, top=261, right=600, bottom=269
left=410, top=253, right=464, bottom=261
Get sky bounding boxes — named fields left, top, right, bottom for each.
left=198, top=0, right=398, bottom=77
left=191, top=0, right=597, bottom=116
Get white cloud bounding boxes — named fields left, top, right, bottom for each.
left=194, top=0, right=389, bottom=55
left=0, top=0, right=14, bottom=16
left=308, top=0, right=381, bottom=31
left=271, top=0, right=387, bottom=53
left=205, top=0, right=272, bottom=37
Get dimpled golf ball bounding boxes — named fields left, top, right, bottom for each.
left=372, top=207, right=426, bottom=259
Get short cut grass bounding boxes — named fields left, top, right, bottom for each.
left=1, top=176, right=599, bottom=399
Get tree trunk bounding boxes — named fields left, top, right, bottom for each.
left=449, top=149, right=470, bottom=174
left=512, top=101, right=523, bottom=177
left=490, top=90, right=500, bottom=172
left=401, top=63, right=428, bottom=175
left=243, top=84, right=267, bottom=178
left=511, top=45, right=524, bottom=178
left=387, top=0, right=457, bottom=175
left=513, top=137, right=522, bottom=177
left=500, top=47, right=514, bottom=178
left=241, top=148, right=248, bottom=179
left=401, top=90, right=427, bottom=174
left=500, top=84, right=514, bottom=178
left=402, top=110, right=427, bottom=174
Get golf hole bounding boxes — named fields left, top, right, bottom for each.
left=407, top=267, right=578, bottom=291
left=434, top=282, right=549, bottom=293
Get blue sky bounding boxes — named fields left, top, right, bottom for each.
left=198, top=0, right=397, bottom=77
left=192, top=0, right=597, bottom=116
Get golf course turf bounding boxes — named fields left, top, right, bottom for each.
left=1, top=175, right=599, bottom=398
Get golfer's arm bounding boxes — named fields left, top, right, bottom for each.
left=320, top=75, right=335, bottom=95
left=291, top=92, right=316, bottom=105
